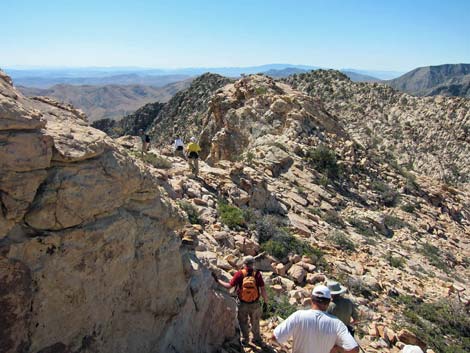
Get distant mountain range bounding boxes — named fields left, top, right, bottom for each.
left=262, top=67, right=310, bottom=78
left=19, top=80, right=192, bottom=122
left=12, top=63, right=470, bottom=124
left=387, top=63, right=470, bottom=97
left=341, top=69, right=405, bottom=80
left=4, top=64, right=404, bottom=88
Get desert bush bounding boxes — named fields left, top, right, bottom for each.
left=330, top=230, right=356, bottom=252
left=178, top=201, right=201, bottom=225
left=404, top=173, right=420, bottom=194
left=400, top=203, right=416, bottom=213
left=419, top=243, right=449, bottom=272
left=255, top=86, right=268, bottom=95
left=371, top=180, right=399, bottom=207
left=397, top=295, right=470, bottom=353
left=348, top=217, right=377, bottom=237
left=309, top=207, right=323, bottom=216
left=384, top=214, right=407, bottom=229
left=142, top=153, right=172, bottom=169
left=306, top=145, right=340, bottom=179
left=386, top=253, right=406, bottom=268
left=324, top=210, right=345, bottom=228
left=217, top=200, right=245, bottom=229
left=319, top=175, right=330, bottom=187
left=245, top=151, right=255, bottom=165
left=261, top=230, right=323, bottom=263
left=263, top=287, right=297, bottom=320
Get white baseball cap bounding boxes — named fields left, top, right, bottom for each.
left=312, top=285, right=331, bottom=300
left=401, top=345, right=424, bottom=353
left=401, top=346, right=424, bottom=353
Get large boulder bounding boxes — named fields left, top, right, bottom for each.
left=0, top=70, right=238, bottom=353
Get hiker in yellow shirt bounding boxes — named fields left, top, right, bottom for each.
left=186, top=136, right=201, bottom=177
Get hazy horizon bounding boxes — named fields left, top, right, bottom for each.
left=3, top=63, right=406, bottom=73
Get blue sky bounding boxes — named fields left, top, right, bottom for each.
left=2, top=0, right=469, bottom=71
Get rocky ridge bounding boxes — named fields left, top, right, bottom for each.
left=91, top=101, right=165, bottom=137
left=121, top=74, right=469, bottom=352
left=0, top=69, right=238, bottom=353
left=147, top=72, right=233, bottom=146
left=284, top=70, right=470, bottom=185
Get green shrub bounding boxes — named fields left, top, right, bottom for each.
left=348, top=218, right=377, bottom=237
left=400, top=203, right=416, bottom=213
left=261, top=231, right=323, bottom=263
left=319, top=175, right=329, bottom=187
left=404, top=174, right=420, bottom=194
left=217, top=201, right=245, bottom=229
left=245, top=151, right=255, bottom=165
left=371, top=181, right=399, bottom=207
left=306, top=145, right=340, bottom=179
left=386, top=253, right=405, bottom=268
left=255, top=86, right=268, bottom=95
left=324, top=210, right=345, bottom=228
left=419, top=243, right=449, bottom=272
left=384, top=214, right=407, bottom=229
left=397, top=295, right=470, bottom=353
left=142, top=153, right=172, bottom=169
left=263, top=287, right=297, bottom=319
left=309, top=207, right=323, bottom=216
left=330, top=231, right=356, bottom=252
left=178, top=201, right=201, bottom=225
left=261, top=239, right=288, bottom=260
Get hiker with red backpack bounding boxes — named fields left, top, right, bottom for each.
left=215, top=255, right=268, bottom=346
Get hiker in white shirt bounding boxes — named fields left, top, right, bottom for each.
left=174, top=136, right=185, bottom=158
left=272, top=285, right=359, bottom=353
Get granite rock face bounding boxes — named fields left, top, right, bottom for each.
left=0, top=69, right=237, bottom=353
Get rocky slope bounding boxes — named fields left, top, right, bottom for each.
left=3, top=68, right=469, bottom=353
left=387, top=64, right=470, bottom=97
left=121, top=73, right=469, bottom=353
left=426, top=74, right=470, bottom=97
left=19, top=79, right=192, bottom=122
left=91, top=101, right=166, bottom=137
left=284, top=70, right=470, bottom=185
left=0, top=70, right=238, bottom=353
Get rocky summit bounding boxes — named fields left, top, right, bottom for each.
left=2, top=68, right=470, bottom=353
